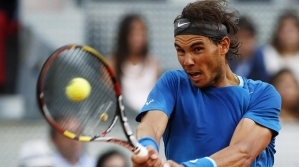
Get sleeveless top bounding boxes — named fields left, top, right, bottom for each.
left=121, top=57, right=159, bottom=112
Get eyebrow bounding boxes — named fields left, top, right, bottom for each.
left=190, top=41, right=204, bottom=48
left=174, top=43, right=181, bottom=48
left=174, top=41, right=204, bottom=48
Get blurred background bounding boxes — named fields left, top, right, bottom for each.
left=1, top=0, right=299, bottom=166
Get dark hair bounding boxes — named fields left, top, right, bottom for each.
left=96, top=149, right=128, bottom=167
left=48, top=115, right=82, bottom=138
left=113, top=14, right=149, bottom=82
left=174, top=0, right=240, bottom=62
left=237, top=16, right=256, bottom=36
left=269, top=68, right=297, bottom=86
left=49, top=115, right=64, bottom=138
left=270, top=68, right=299, bottom=115
left=271, top=10, right=299, bottom=54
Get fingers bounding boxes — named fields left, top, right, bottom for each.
left=152, top=157, right=165, bottom=167
left=131, top=152, right=149, bottom=167
left=131, top=146, right=162, bottom=167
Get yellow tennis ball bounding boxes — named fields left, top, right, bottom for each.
left=100, top=113, right=108, bottom=121
left=66, top=78, right=91, bottom=102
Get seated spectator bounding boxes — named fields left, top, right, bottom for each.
left=50, top=118, right=96, bottom=167
left=106, top=14, right=161, bottom=113
left=229, top=16, right=269, bottom=82
left=262, top=10, right=299, bottom=82
left=270, top=69, right=299, bottom=123
left=96, top=149, right=128, bottom=167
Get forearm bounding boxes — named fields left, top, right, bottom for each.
left=136, top=121, right=161, bottom=145
left=210, top=144, right=253, bottom=167
left=136, top=110, right=168, bottom=148
left=209, top=119, right=272, bottom=167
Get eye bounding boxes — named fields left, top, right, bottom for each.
left=176, top=48, right=185, bottom=54
left=194, top=48, right=202, bottom=52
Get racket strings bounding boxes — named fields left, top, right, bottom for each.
left=78, top=52, right=113, bottom=135
left=51, top=49, right=82, bottom=122
left=45, top=48, right=84, bottom=134
left=43, top=47, right=118, bottom=137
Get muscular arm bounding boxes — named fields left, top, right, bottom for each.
left=137, top=110, right=169, bottom=146
left=210, top=118, right=273, bottom=167
left=131, top=110, right=168, bottom=167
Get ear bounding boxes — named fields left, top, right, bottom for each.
left=219, top=36, right=230, bottom=55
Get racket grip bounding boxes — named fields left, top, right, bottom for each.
left=135, top=144, right=148, bottom=157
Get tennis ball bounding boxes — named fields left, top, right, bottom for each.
left=66, top=78, right=91, bottom=102
left=100, top=113, right=108, bottom=121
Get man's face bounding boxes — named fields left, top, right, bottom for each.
left=52, top=118, right=84, bottom=163
left=52, top=133, right=83, bottom=160
left=174, top=35, right=227, bottom=88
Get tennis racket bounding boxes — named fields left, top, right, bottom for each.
left=36, top=44, right=147, bottom=156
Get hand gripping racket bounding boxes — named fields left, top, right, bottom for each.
left=36, top=44, right=148, bottom=156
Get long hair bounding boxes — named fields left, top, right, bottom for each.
left=269, top=68, right=299, bottom=114
left=96, top=150, right=128, bottom=167
left=174, top=0, right=240, bottom=62
left=113, top=14, right=149, bottom=82
left=271, top=10, right=299, bottom=54
left=237, top=16, right=256, bottom=36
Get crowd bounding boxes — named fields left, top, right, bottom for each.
left=231, top=10, right=299, bottom=123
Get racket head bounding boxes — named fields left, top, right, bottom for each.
left=37, top=45, right=121, bottom=142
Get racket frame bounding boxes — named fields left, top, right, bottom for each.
left=37, top=45, right=147, bottom=156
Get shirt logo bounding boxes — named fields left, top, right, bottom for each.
left=145, top=99, right=154, bottom=105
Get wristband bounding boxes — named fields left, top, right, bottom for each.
left=138, top=137, right=159, bottom=152
left=181, top=157, right=217, bottom=167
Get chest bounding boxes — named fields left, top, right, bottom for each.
left=170, top=87, right=251, bottom=135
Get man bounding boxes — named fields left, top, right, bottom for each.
left=131, top=0, right=281, bottom=167
left=50, top=117, right=95, bottom=167
left=229, top=16, right=269, bottom=82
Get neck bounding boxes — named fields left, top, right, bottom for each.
left=214, top=65, right=239, bottom=87
left=127, top=54, right=144, bottom=64
left=280, top=48, right=299, bottom=56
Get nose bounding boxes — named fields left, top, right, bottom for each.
left=184, top=53, right=194, bottom=66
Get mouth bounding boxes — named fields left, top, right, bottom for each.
left=187, top=71, right=203, bottom=81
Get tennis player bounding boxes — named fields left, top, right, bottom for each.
left=131, top=0, right=281, bottom=167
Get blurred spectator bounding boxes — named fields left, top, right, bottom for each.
left=19, top=139, right=53, bottom=167
left=270, top=69, right=299, bottom=124
left=50, top=122, right=95, bottom=167
left=0, top=0, right=19, bottom=94
left=106, top=14, right=161, bottom=113
left=229, top=16, right=269, bottom=82
left=262, top=10, right=299, bottom=82
left=96, top=149, right=128, bottom=167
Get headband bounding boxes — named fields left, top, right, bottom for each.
left=174, top=18, right=228, bottom=38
